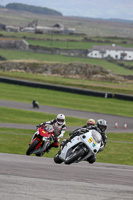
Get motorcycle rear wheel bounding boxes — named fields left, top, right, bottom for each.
left=26, top=139, right=40, bottom=155
left=65, top=148, right=85, bottom=165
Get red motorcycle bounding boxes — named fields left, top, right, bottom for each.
left=26, top=123, right=60, bottom=157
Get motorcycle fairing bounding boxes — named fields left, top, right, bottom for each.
left=59, top=130, right=101, bottom=162
left=39, top=127, right=50, bottom=137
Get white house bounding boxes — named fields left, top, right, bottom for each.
left=87, top=44, right=133, bottom=61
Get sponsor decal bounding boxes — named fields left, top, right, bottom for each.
left=92, top=142, right=96, bottom=147
left=88, top=137, right=93, bottom=143
left=88, top=137, right=96, bottom=147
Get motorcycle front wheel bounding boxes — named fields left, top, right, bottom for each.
left=26, top=139, right=40, bottom=155
left=65, top=148, right=85, bottom=165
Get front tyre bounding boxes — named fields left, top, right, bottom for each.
left=65, top=148, right=85, bottom=165
left=26, top=139, right=40, bottom=155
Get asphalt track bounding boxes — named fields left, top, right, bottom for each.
left=0, top=153, right=133, bottom=200
left=0, top=99, right=133, bottom=200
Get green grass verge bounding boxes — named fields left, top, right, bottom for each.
left=0, top=107, right=87, bottom=126
left=27, top=39, right=119, bottom=49
left=96, top=142, right=133, bottom=165
left=97, top=132, right=133, bottom=165
left=1, top=82, right=133, bottom=117
left=0, top=128, right=133, bottom=165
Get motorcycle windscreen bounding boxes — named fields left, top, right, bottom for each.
left=91, top=130, right=102, bottom=143
left=44, top=124, right=53, bottom=131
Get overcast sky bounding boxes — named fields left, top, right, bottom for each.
left=1, top=0, right=133, bottom=21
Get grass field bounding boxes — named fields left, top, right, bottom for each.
left=1, top=49, right=133, bottom=76
left=1, top=82, right=133, bottom=117
left=26, top=39, right=133, bottom=49
left=0, top=107, right=87, bottom=126
left=0, top=128, right=132, bottom=165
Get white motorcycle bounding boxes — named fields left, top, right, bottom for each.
left=54, top=129, right=102, bottom=165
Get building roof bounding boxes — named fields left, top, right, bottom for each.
left=52, top=23, right=64, bottom=28
left=89, top=45, right=133, bottom=52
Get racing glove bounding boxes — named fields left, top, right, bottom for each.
left=36, top=122, right=46, bottom=128
left=41, top=122, right=46, bottom=126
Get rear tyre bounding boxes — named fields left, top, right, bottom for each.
left=65, top=148, right=85, bottom=165
left=54, top=152, right=63, bottom=164
left=26, top=139, right=39, bottom=155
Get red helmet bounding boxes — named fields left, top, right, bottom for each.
left=87, top=119, right=95, bottom=126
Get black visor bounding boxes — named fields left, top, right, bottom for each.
left=57, top=118, right=64, bottom=122
left=99, top=125, right=106, bottom=131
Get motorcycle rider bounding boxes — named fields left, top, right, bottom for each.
left=60, top=118, right=107, bottom=164
left=72, top=118, right=95, bottom=132
left=38, top=114, right=66, bottom=151
left=32, top=100, right=39, bottom=109
left=86, top=119, right=107, bottom=164
left=95, top=119, right=108, bottom=149
left=83, top=118, right=96, bottom=128
left=61, top=118, right=95, bottom=145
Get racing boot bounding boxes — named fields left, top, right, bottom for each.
left=86, top=155, right=96, bottom=164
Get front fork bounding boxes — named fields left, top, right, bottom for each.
left=31, top=131, right=39, bottom=142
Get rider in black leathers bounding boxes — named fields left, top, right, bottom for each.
left=60, top=119, right=107, bottom=164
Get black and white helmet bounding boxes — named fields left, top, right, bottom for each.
left=96, top=119, right=107, bottom=132
left=56, top=114, right=65, bottom=125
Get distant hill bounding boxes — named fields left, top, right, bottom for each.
left=103, top=18, right=133, bottom=24
left=5, top=3, right=62, bottom=16
left=76, top=16, right=133, bottom=24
